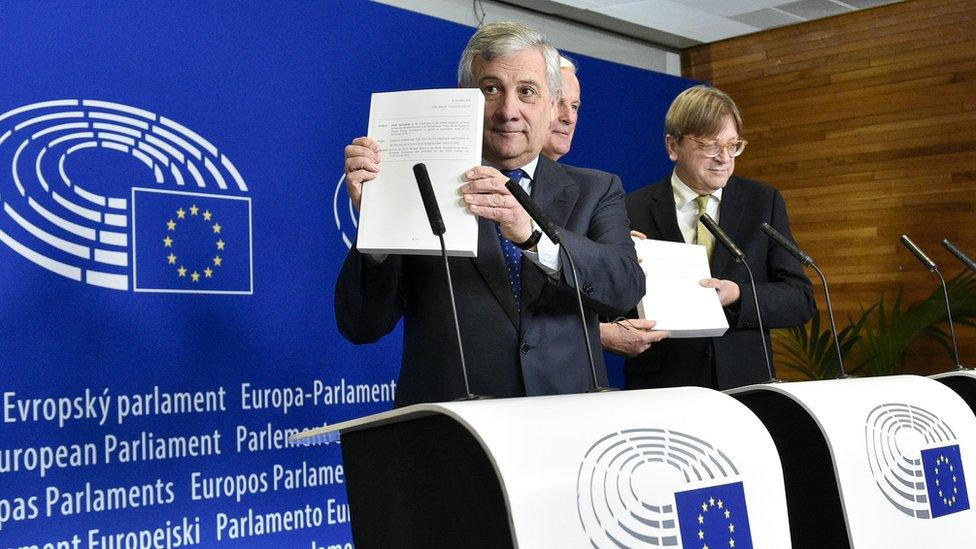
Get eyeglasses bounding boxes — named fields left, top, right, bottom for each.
left=686, top=136, right=748, bottom=158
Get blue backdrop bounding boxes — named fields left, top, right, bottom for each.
left=0, top=1, right=694, bottom=546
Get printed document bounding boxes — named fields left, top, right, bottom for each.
left=356, top=88, right=484, bottom=256
left=634, top=238, right=729, bottom=338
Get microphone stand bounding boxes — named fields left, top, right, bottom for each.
left=700, top=214, right=778, bottom=383
left=504, top=179, right=614, bottom=392
left=900, top=235, right=966, bottom=371
left=413, top=163, right=490, bottom=400
left=760, top=222, right=849, bottom=378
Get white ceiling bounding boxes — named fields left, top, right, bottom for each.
left=504, top=0, right=906, bottom=48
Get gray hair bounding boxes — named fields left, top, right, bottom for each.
left=559, top=55, right=578, bottom=73
left=457, top=21, right=562, bottom=99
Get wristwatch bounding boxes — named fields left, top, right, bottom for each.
left=514, top=229, right=543, bottom=250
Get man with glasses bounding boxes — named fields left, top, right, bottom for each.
left=603, top=85, right=815, bottom=390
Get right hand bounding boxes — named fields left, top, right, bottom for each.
left=343, top=136, right=382, bottom=211
left=599, top=319, right=669, bottom=357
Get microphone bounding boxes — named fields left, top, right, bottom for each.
left=699, top=214, right=776, bottom=383
left=900, top=235, right=936, bottom=271
left=761, top=223, right=848, bottom=378
left=412, top=163, right=445, bottom=236
left=901, top=235, right=965, bottom=371
left=412, top=163, right=489, bottom=400
left=698, top=213, right=744, bottom=262
left=502, top=177, right=611, bottom=392
left=504, top=179, right=562, bottom=244
left=942, top=239, right=976, bottom=271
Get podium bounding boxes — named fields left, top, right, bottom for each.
left=931, top=370, right=976, bottom=417
left=291, top=388, right=792, bottom=548
left=730, top=375, right=976, bottom=548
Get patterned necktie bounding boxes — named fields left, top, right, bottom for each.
left=695, top=194, right=715, bottom=260
left=497, top=169, right=527, bottom=310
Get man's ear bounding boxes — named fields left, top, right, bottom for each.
left=665, top=134, right=679, bottom=162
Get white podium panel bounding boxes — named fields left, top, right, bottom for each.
left=293, top=388, right=792, bottom=549
left=732, top=376, right=976, bottom=548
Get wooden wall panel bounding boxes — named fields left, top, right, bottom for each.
left=683, top=0, right=976, bottom=375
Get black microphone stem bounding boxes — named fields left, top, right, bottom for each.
left=739, top=260, right=775, bottom=383
left=810, top=262, right=848, bottom=378
left=437, top=233, right=477, bottom=394
left=934, top=267, right=964, bottom=370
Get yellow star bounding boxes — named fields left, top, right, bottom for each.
left=163, top=236, right=173, bottom=247
left=190, top=204, right=199, bottom=215
left=203, top=210, right=212, bottom=221
left=191, top=271, right=200, bottom=282
left=698, top=530, right=704, bottom=540
left=216, top=239, right=225, bottom=250
left=177, top=266, right=187, bottom=277
left=167, top=253, right=177, bottom=265
left=717, top=500, right=724, bottom=509
left=724, top=509, right=730, bottom=519
left=729, top=524, right=735, bottom=533
left=709, top=497, right=715, bottom=507
left=204, top=267, right=213, bottom=278
left=167, top=219, right=176, bottom=231
left=729, top=539, right=735, bottom=548
left=176, top=208, right=186, bottom=219
left=213, top=255, right=222, bottom=267
left=212, top=222, right=221, bottom=234
left=698, top=514, right=704, bottom=524
left=701, top=503, right=708, bottom=512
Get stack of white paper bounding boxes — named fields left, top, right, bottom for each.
left=356, top=88, right=484, bottom=257
left=634, top=238, right=729, bottom=338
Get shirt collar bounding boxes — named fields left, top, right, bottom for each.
left=671, top=169, right=722, bottom=208
left=484, top=156, right=540, bottom=182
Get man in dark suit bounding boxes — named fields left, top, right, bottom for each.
left=602, top=85, right=815, bottom=390
left=337, top=22, right=644, bottom=406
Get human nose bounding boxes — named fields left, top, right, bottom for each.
left=495, top=90, right=521, bottom=120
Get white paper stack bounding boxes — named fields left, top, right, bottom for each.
left=634, top=238, right=729, bottom=338
left=356, top=88, right=484, bottom=257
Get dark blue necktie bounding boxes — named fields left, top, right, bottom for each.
left=497, top=169, right=527, bottom=310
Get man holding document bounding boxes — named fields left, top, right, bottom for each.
left=606, top=85, right=815, bottom=390
left=336, top=22, right=644, bottom=406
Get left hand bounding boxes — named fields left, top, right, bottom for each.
left=700, top=278, right=741, bottom=307
left=460, top=166, right=533, bottom=243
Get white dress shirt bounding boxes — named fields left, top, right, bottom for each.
left=671, top=170, right=722, bottom=245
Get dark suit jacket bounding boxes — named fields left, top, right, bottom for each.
left=336, top=155, right=644, bottom=406
left=625, top=175, right=815, bottom=390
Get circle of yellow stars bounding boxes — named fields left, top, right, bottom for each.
left=934, top=454, right=960, bottom=507
left=696, top=496, right=737, bottom=549
left=163, top=204, right=225, bottom=283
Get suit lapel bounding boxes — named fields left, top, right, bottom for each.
left=472, top=216, right=520, bottom=328
left=711, top=177, right=744, bottom=277
left=646, top=178, right=685, bottom=244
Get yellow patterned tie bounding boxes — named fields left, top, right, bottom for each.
left=695, top=194, right=715, bottom=260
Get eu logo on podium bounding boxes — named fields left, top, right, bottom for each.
left=675, top=481, right=753, bottom=549
left=921, top=444, right=970, bottom=518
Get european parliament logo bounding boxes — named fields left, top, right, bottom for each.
left=675, top=481, right=753, bottom=549
left=576, top=428, right=754, bottom=548
left=0, top=99, right=252, bottom=294
left=865, top=403, right=970, bottom=519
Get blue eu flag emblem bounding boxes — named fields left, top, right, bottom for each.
left=675, top=481, right=753, bottom=549
left=132, top=188, right=252, bottom=294
left=921, top=444, right=969, bottom=518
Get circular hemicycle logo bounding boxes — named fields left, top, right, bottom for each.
left=0, top=99, right=252, bottom=294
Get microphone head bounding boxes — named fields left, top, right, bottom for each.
left=412, top=163, right=446, bottom=236
left=900, top=235, right=937, bottom=271
left=761, top=222, right=813, bottom=267
left=700, top=213, right=744, bottom=261
left=942, top=239, right=976, bottom=271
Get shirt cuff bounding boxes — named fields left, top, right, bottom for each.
left=521, top=222, right=561, bottom=276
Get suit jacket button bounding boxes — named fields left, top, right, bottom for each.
left=582, top=282, right=594, bottom=294
left=520, top=343, right=532, bottom=355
